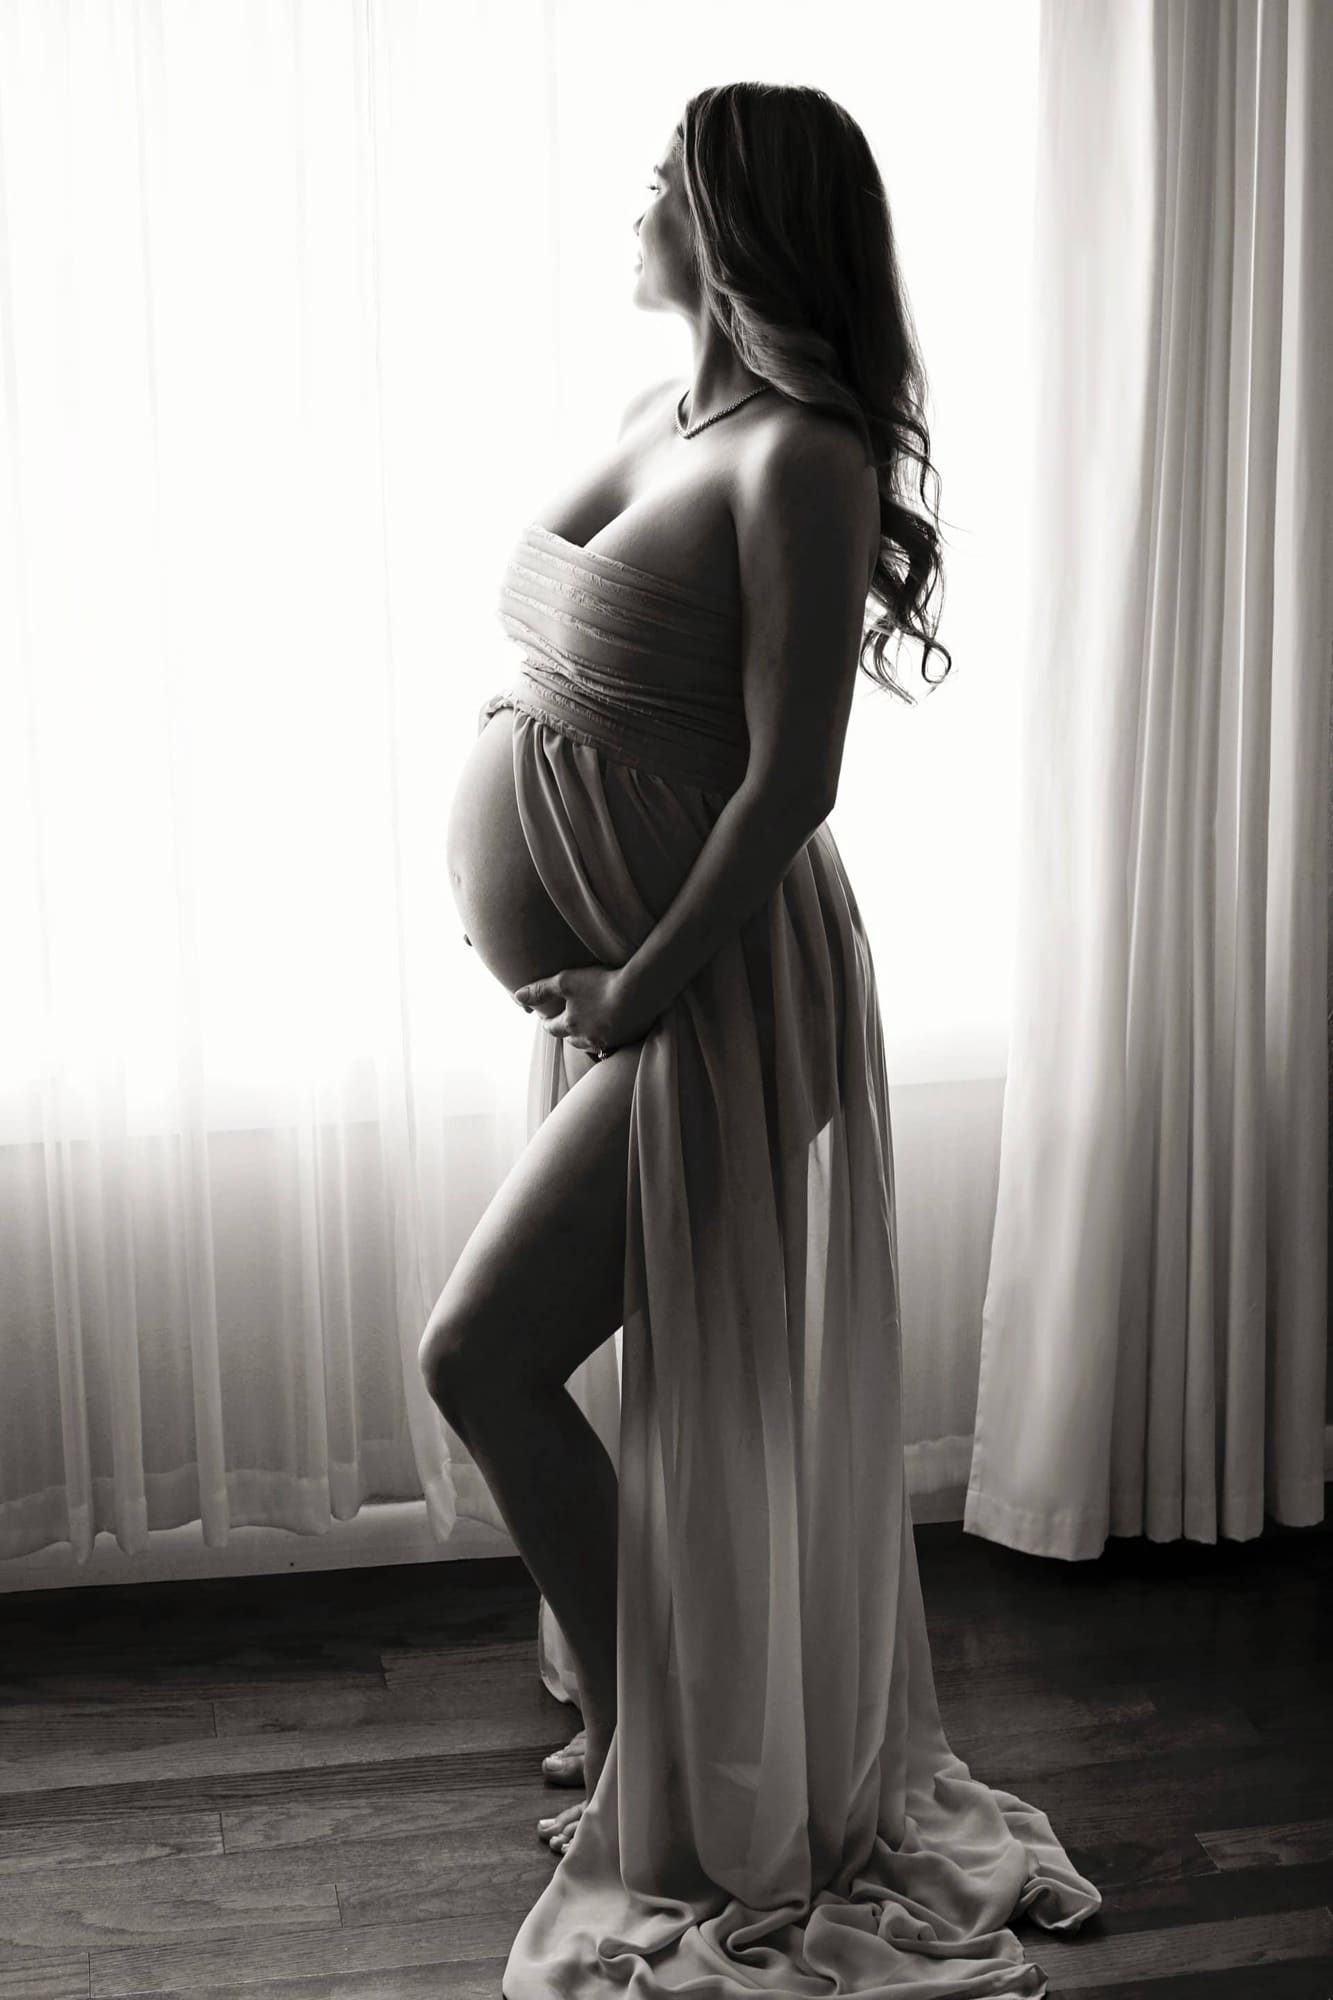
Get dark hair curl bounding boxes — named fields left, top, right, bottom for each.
left=675, top=82, right=953, bottom=702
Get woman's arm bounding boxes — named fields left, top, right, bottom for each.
left=618, top=418, right=878, bottom=1024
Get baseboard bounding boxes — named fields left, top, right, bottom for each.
left=0, top=1498, right=518, bottom=1596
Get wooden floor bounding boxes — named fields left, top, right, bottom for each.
left=1, top=1497, right=1330, bottom=2000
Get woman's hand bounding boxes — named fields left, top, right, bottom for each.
left=513, top=964, right=658, bottom=1058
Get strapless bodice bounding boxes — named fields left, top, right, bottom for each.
left=483, top=522, right=751, bottom=793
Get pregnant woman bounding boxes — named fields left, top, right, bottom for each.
left=424, top=81, right=1101, bottom=1999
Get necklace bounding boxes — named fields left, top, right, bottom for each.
left=675, top=383, right=770, bottom=438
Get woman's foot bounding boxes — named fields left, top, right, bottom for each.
left=541, top=1726, right=586, bottom=1786
left=536, top=1707, right=612, bottom=1855
left=536, top=1795, right=587, bottom=1855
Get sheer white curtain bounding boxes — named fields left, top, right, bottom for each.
left=0, top=0, right=1044, bottom=1564
left=966, top=0, right=1331, bottom=1559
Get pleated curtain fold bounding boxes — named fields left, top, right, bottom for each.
left=965, top=0, right=1331, bottom=1559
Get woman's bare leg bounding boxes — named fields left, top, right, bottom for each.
left=418, top=1042, right=641, bottom=1851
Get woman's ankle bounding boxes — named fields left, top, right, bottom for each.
left=579, top=1681, right=616, bottom=1734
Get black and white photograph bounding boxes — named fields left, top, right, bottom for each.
left=0, top=2, right=1329, bottom=1995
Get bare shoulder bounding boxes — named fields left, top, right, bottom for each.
left=745, top=394, right=870, bottom=461
left=617, top=375, right=685, bottom=441
left=732, top=400, right=879, bottom=585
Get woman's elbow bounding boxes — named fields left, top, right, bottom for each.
left=740, top=767, right=836, bottom=838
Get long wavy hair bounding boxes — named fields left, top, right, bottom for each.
left=675, top=83, right=953, bottom=703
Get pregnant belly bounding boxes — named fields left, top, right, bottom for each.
left=446, top=709, right=596, bottom=995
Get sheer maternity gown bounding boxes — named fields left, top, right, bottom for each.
left=463, top=521, right=1101, bottom=1997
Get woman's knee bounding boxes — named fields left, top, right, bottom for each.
left=418, top=1307, right=491, bottom=1417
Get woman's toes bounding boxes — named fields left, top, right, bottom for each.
left=542, top=1727, right=587, bottom=1785
left=536, top=1799, right=586, bottom=1852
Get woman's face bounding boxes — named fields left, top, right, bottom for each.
left=633, top=135, right=694, bottom=313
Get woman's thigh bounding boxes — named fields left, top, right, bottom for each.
left=420, top=1040, right=642, bottom=1398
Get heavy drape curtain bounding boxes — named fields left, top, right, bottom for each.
left=965, top=0, right=1330, bottom=1559
left=0, top=0, right=1040, bottom=1564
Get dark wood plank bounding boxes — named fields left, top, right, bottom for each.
left=105, top=1956, right=512, bottom=2000
left=1031, top=1907, right=1333, bottom=1990
left=0, top=1853, right=342, bottom=1957
left=0, top=1697, right=219, bottom=1763
left=1097, top=1854, right=1333, bottom=1930
left=213, top=1647, right=566, bottom=1736
left=0, top=1810, right=223, bottom=1877
left=981, top=1742, right=1333, bottom=1858
left=1053, top=1960, right=1333, bottom=2000
left=0, top=1953, right=90, bottom=2000
left=0, top=1558, right=540, bottom=1697
left=0, top=1715, right=566, bottom=1829
left=1200, top=1820, right=1333, bottom=1870
left=946, top=1689, right=1264, bottom=1784
left=89, top=1911, right=512, bottom=1998
left=1, top=1817, right=559, bottom=1956
left=1064, top=1832, right=1221, bottom=1898
left=221, top=1780, right=544, bottom=1858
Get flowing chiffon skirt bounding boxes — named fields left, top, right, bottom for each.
left=486, top=679, right=1103, bottom=1996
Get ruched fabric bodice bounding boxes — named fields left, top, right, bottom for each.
left=472, top=518, right=1102, bottom=1997
left=484, top=522, right=751, bottom=794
